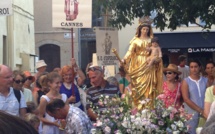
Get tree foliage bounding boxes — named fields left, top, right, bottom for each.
left=93, top=0, right=215, bottom=31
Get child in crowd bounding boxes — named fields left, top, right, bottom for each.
left=24, top=113, right=40, bottom=132
left=26, top=101, right=37, bottom=114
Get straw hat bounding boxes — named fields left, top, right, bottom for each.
left=23, top=71, right=35, bottom=82
left=163, top=64, right=181, bottom=75
left=36, top=60, right=47, bottom=69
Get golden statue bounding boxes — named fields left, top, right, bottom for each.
left=122, top=17, right=163, bottom=109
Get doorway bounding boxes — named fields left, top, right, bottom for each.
left=39, top=44, right=60, bottom=72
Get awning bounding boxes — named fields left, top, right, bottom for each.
left=154, top=32, right=215, bottom=48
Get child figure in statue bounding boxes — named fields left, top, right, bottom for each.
left=122, top=17, right=163, bottom=109
left=146, top=37, right=162, bottom=67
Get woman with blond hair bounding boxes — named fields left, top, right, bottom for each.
left=38, top=72, right=67, bottom=134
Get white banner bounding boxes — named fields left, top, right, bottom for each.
left=0, top=0, right=12, bottom=16
left=96, top=27, right=119, bottom=66
left=52, top=0, right=92, bottom=28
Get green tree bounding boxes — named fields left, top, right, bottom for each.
left=94, top=0, right=215, bottom=31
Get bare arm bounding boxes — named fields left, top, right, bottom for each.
left=119, top=84, right=125, bottom=94
left=181, top=80, right=206, bottom=118
left=20, top=108, right=26, bottom=118
left=87, top=108, right=98, bottom=121
left=38, top=98, right=60, bottom=127
left=33, top=91, right=39, bottom=106
left=76, top=69, right=86, bottom=86
left=67, top=95, right=76, bottom=103
left=71, top=58, right=86, bottom=86
left=204, top=102, right=211, bottom=118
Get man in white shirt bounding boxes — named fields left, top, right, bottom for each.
left=178, top=55, right=190, bottom=81
left=0, top=64, right=26, bottom=117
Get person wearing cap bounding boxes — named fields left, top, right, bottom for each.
left=33, top=60, right=47, bottom=93
left=23, top=71, right=35, bottom=92
left=157, top=64, right=182, bottom=109
left=146, top=37, right=162, bottom=67
left=35, top=60, right=47, bottom=81
left=178, top=55, right=189, bottom=81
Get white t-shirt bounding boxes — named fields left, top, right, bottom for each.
left=23, top=88, right=33, bottom=102
left=178, top=65, right=190, bottom=80
left=0, top=87, right=27, bottom=116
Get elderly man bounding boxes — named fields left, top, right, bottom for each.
left=46, top=99, right=92, bottom=134
left=86, top=65, right=120, bottom=121
left=0, top=64, right=26, bottom=117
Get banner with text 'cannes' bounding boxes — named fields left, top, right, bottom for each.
left=0, top=0, right=12, bottom=16
left=52, top=0, right=92, bottom=28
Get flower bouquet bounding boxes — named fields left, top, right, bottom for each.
left=91, top=94, right=192, bottom=134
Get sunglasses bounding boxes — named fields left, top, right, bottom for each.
left=14, top=79, right=26, bottom=84
left=164, top=72, right=175, bottom=75
left=88, top=66, right=103, bottom=72
left=26, top=77, right=33, bottom=81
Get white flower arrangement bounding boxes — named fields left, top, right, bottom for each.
left=91, top=94, right=192, bottom=134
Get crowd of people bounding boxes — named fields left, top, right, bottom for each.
left=0, top=59, right=93, bottom=134
left=0, top=18, right=215, bottom=134
left=0, top=56, right=214, bottom=134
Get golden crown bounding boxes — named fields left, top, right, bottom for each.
left=138, top=16, right=153, bottom=25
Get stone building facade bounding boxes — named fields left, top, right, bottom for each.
left=0, top=0, right=35, bottom=71
left=34, top=0, right=80, bottom=72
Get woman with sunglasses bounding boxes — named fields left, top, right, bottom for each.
left=13, top=70, right=33, bottom=102
left=181, top=59, right=208, bottom=134
left=23, top=71, right=35, bottom=92
left=38, top=72, right=67, bottom=134
left=157, top=64, right=182, bottom=109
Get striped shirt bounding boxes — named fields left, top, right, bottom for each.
left=86, top=81, right=120, bottom=112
